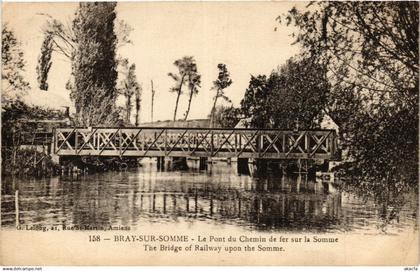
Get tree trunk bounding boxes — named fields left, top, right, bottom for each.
left=125, top=95, right=131, bottom=124
left=135, top=105, right=139, bottom=126
left=151, top=80, right=155, bottom=123
left=173, top=75, right=185, bottom=122
left=184, top=87, right=195, bottom=120
left=12, top=147, right=17, bottom=174
left=12, top=129, right=17, bottom=173
left=210, top=91, right=219, bottom=128
left=173, top=91, right=181, bottom=122
left=135, top=93, right=140, bottom=126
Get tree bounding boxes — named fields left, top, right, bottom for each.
left=71, top=2, right=119, bottom=126
left=184, top=70, right=201, bottom=120
left=36, top=32, right=53, bottom=91
left=135, top=83, right=142, bottom=126
left=36, top=15, right=76, bottom=91
left=36, top=5, right=133, bottom=126
left=150, top=80, right=155, bottom=123
left=37, top=12, right=132, bottom=91
left=281, top=2, right=418, bottom=97
left=281, top=2, right=418, bottom=132
left=168, top=56, right=197, bottom=121
left=2, top=24, right=30, bottom=104
left=1, top=100, right=66, bottom=175
left=240, top=75, right=271, bottom=128
left=210, top=63, right=232, bottom=127
left=281, top=2, right=419, bottom=198
left=268, top=57, right=329, bottom=129
left=210, top=105, right=241, bottom=128
left=118, top=59, right=141, bottom=124
left=239, top=57, right=328, bottom=130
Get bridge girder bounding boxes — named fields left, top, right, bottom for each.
left=54, top=127, right=339, bottom=160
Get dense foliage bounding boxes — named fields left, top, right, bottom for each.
left=168, top=56, right=200, bottom=121
left=240, top=57, right=328, bottom=129
left=279, top=2, right=418, bottom=196
left=240, top=75, right=271, bottom=128
left=2, top=24, right=30, bottom=103
left=210, top=63, right=233, bottom=127
left=36, top=33, right=53, bottom=91
left=118, top=59, right=141, bottom=124
left=36, top=3, right=134, bottom=126
left=2, top=100, right=66, bottom=175
left=269, top=58, right=329, bottom=129
left=71, top=2, right=119, bottom=126
left=184, top=63, right=201, bottom=120
left=211, top=105, right=241, bottom=128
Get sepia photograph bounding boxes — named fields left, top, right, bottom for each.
left=1, top=1, right=418, bottom=267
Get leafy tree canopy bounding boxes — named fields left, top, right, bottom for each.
left=210, top=105, right=241, bottom=128
left=210, top=63, right=232, bottom=127
left=2, top=24, right=30, bottom=103
left=71, top=2, right=119, bottom=126
left=168, top=56, right=199, bottom=121
left=240, top=57, right=328, bottom=129
left=279, top=1, right=419, bottom=195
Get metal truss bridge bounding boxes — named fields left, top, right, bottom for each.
left=53, top=127, right=339, bottom=160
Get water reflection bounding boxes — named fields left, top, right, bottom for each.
left=1, top=159, right=418, bottom=233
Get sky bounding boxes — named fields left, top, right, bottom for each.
left=2, top=2, right=303, bottom=123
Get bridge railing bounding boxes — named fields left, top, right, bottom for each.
left=54, top=127, right=339, bottom=160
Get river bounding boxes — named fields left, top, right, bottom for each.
left=1, top=158, right=418, bottom=234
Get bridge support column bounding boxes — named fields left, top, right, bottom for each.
left=207, top=157, right=213, bottom=172
left=157, top=157, right=165, bottom=171
left=50, top=134, right=59, bottom=164
left=297, top=159, right=308, bottom=174
left=308, top=165, right=317, bottom=180
left=320, top=160, right=329, bottom=172
left=171, top=157, right=188, bottom=170
left=237, top=158, right=250, bottom=175
left=281, top=161, right=287, bottom=176
left=199, top=157, right=207, bottom=170
left=254, top=159, right=268, bottom=177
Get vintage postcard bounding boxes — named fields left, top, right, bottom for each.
left=1, top=1, right=418, bottom=267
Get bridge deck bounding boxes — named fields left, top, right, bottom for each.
left=54, top=127, right=339, bottom=160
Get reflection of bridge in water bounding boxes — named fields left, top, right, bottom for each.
left=131, top=176, right=341, bottom=230
left=54, top=127, right=339, bottom=160
left=2, top=161, right=416, bottom=233
left=62, top=170, right=343, bottom=231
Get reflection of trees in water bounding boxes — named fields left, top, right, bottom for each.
left=1, top=176, right=69, bottom=226
left=53, top=168, right=343, bottom=231
left=67, top=172, right=141, bottom=228
left=1, top=164, right=417, bottom=232
left=339, top=185, right=419, bottom=232
left=129, top=174, right=343, bottom=231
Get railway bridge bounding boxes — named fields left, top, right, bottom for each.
left=53, top=127, right=339, bottom=161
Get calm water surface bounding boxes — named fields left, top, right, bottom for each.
left=1, top=159, right=418, bottom=234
